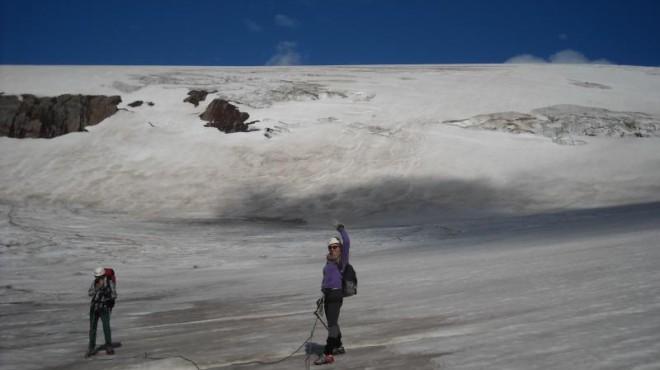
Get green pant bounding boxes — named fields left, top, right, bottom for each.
left=88, top=305, right=112, bottom=350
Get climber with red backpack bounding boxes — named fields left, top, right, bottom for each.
left=85, top=267, right=117, bottom=357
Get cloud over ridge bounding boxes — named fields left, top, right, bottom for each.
left=506, top=49, right=614, bottom=65
left=266, top=41, right=302, bottom=66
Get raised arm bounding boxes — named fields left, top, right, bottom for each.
left=338, top=224, right=350, bottom=268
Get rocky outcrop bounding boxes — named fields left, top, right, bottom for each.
left=443, top=104, right=660, bottom=145
left=200, top=99, right=257, bottom=133
left=184, top=89, right=217, bottom=107
left=532, top=105, right=658, bottom=139
left=0, top=94, right=122, bottom=138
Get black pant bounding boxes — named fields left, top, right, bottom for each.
left=323, top=289, right=343, bottom=355
left=89, top=305, right=112, bottom=351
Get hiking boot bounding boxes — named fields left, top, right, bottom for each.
left=333, top=346, right=345, bottom=355
left=105, top=346, right=115, bottom=355
left=314, top=354, right=335, bottom=365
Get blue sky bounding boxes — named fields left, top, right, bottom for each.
left=1, top=0, right=659, bottom=66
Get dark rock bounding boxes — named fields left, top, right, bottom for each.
left=86, top=95, right=122, bottom=125
left=0, top=95, right=21, bottom=137
left=147, top=102, right=155, bottom=106
left=184, top=89, right=217, bottom=107
left=262, top=124, right=290, bottom=139
left=0, top=94, right=121, bottom=138
left=264, top=127, right=275, bottom=138
left=128, top=100, right=143, bottom=107
left=200, top=99, right=258, bottom=133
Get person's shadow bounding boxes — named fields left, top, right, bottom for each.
left=305, top=342, right=325, bottom=356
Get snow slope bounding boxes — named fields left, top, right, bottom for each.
left=1, top=64, right=660, bottom=223
left=1, top=64, right=659, bottom=370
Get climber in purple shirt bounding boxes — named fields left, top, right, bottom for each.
left=315, top=223, right=350, bottom=365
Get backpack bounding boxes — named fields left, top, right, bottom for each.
left=342, top=263, right=357, bottom=297
left=103, top=267, right=116, bottom=284
left=103, top=268, right=116, bottom=309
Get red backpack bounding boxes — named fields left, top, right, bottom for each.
left=103, top=268, right=116, bottom=284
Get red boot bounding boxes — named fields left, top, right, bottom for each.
left=314, top=354, right=335, bottom=365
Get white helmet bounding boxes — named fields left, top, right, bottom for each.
left=328, top=237, right=342, bottom=246
left=94, top=267, right=105, bottom=277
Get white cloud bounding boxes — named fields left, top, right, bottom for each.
left=244, top=19, right=262, bottom=32
left=266, top=41, right=302, bottom=66
left=549, top=49, right=590, bottom=64
left=505, top=54, right=547, bottom=64
left=505, top=49, right=614, bottom=65
left=275, top=14, right=298, bottom=28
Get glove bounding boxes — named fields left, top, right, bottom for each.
left=335, top=223, right=345, bottom=231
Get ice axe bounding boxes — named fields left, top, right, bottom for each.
left=314, top=296, right=328, bottom=329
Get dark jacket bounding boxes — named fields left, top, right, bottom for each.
left=89, top=277, right=117, bottom=310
